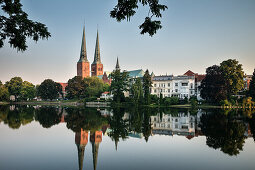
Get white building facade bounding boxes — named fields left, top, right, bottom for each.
left=150, top=75, right=195, bottom=99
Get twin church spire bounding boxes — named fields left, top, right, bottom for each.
left=77, top=25, right=103, bottom=78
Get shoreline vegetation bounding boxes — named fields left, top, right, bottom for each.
left=1, top=100, right=253, bottom=109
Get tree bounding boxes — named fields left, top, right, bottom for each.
left=111, top=0, right=168, bottom=36
left=220, top=59, right=244, bottom=97
left=130, top=78, right=143, bottom=103
left=83, top=77, right=106, bottom=98
left=5, top=77, right=23, bottom=100
left=0, top=83, right=9, bottom=101
left=200, top=65, right=227, bottom=103
left=37, top=79, right=61, bottom=100
left=248, top=69, right=255, bottom=100
left=66, top=76, right=84, bottom=99
left=143, top=69, right=152, bottom=105
left=110, top=69, right=129, bottom=103
left=0, top=0, right=51, bottom=51
left=20, top=81, right=36, bottom=100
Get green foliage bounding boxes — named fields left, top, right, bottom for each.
left=65, top=108, right=108, bottom=133
left=0, top=105, right=34, bottom=129
left=200, top=59, right=244, bottom=103
left=0, top=83, right=9, bottom=101
left=35, top=107, right=61, bottom=128
left=20, top=81, right=36, bottom=100
left=83, top=77, right=106, bottom=98
left=163, top=97, right=179, bottom=106
left=220, top=59, right=244, bottom=97
left=200, top=65, right=227, bottom=103
left=143, top=69, right=152, bottom=105
left=200, top=112, right=246, bottom=156
left=130, top=78, right=143, bottom=103
left=150, top=94, right=159, bottom=104
left=190, top=97, right=198, bottom=108
left=110, top=0, right=168, bottom=36
left=110, top=69, right=129, bottom=103
left=5, top=77, right=23, bottom=100
left=248, top=69, right=255, bottom=100
left=37, top=79, right=61, bottom=100
left=66, top=76, right=84, bottom=99
left=0, top=0, right=51, bottom=51
left=66, top=76, right=108, bottom=99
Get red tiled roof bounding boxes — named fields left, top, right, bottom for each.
left=184, top=70, right=195, bottom=76
left=195, top=74, right=206, bottom=82
left=102, top=91, right=110, bottom=94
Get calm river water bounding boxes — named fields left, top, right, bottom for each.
left=0, top=105, right=255, bottom=170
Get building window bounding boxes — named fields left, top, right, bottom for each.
left=191, top=83, right=193, bottom=89
left=175, top=119, right=178, bottom=122
left=182, top=83, right=188, bottom=86
left=160, top=89, right=162, bottom=93
left=168, top=89, right=170, bottom=93
left=175, top=89, right=178, bottom=92
left=154, top=84, right=157, bottom=87
left=154, top=89, right=157, bottom=93
left=175, top=83, right=178, bottom=87
left=168, top=83, right=170, bottom=87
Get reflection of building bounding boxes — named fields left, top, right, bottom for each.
left=90, top=131, right=102, bottom=170
left=150, top=112, right=196, bottom=138
left=75, top=129, right=88, bottom=170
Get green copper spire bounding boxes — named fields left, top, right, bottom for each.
left=79, top=25, right=88, bottom=62
left=92, top=30, right=101, bottom=64
left=115, top=57, right=120, bottom=70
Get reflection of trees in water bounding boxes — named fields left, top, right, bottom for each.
left=35, top=107, right=61, bottom=128
left=200, top=111, right=246, bottom=156
left=248, top=112, right=255, bottom=141
left=65, top=108, right=108, bottom=133
left=0, top=105, right=35, bottom=129
left=108, top=107, right=129, bottom=150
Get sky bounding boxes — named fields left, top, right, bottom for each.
left=0, top=0, right=255, bottom=84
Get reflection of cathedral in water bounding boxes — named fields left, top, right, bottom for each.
left=75, top=129, right=102, bottom=170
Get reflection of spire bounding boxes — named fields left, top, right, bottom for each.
left=76, top=144, right=85, bottom=170
left=75, top=129, right=88, bottom=170
left=92, top=142, right=99, bottom=170
left=115, top=138, right=119, bottom=151
left=90, top=131, right=102, bottom=170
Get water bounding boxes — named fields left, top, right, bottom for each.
left=0, top=105, right=255, bottom=170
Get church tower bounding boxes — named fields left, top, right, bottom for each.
left=91, top=30, right=103, bottom=77
left=77, top=26, right=90, bottom=78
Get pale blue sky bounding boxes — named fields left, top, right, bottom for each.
left=0, top=0, right=255, bottom=84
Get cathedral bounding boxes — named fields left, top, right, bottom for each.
left=77, top=26, right=104, bottom=78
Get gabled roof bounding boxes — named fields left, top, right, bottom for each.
left=184, top=70, right=195, bottom=76
left=127, top=69, right=144, bottom=78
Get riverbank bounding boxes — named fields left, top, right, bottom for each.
left=1, top=101, right=250, bottom=109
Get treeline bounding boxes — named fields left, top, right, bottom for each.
left=0, top=76, right=109, bottom=102
left=200, top=59, right=255, bottom=106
